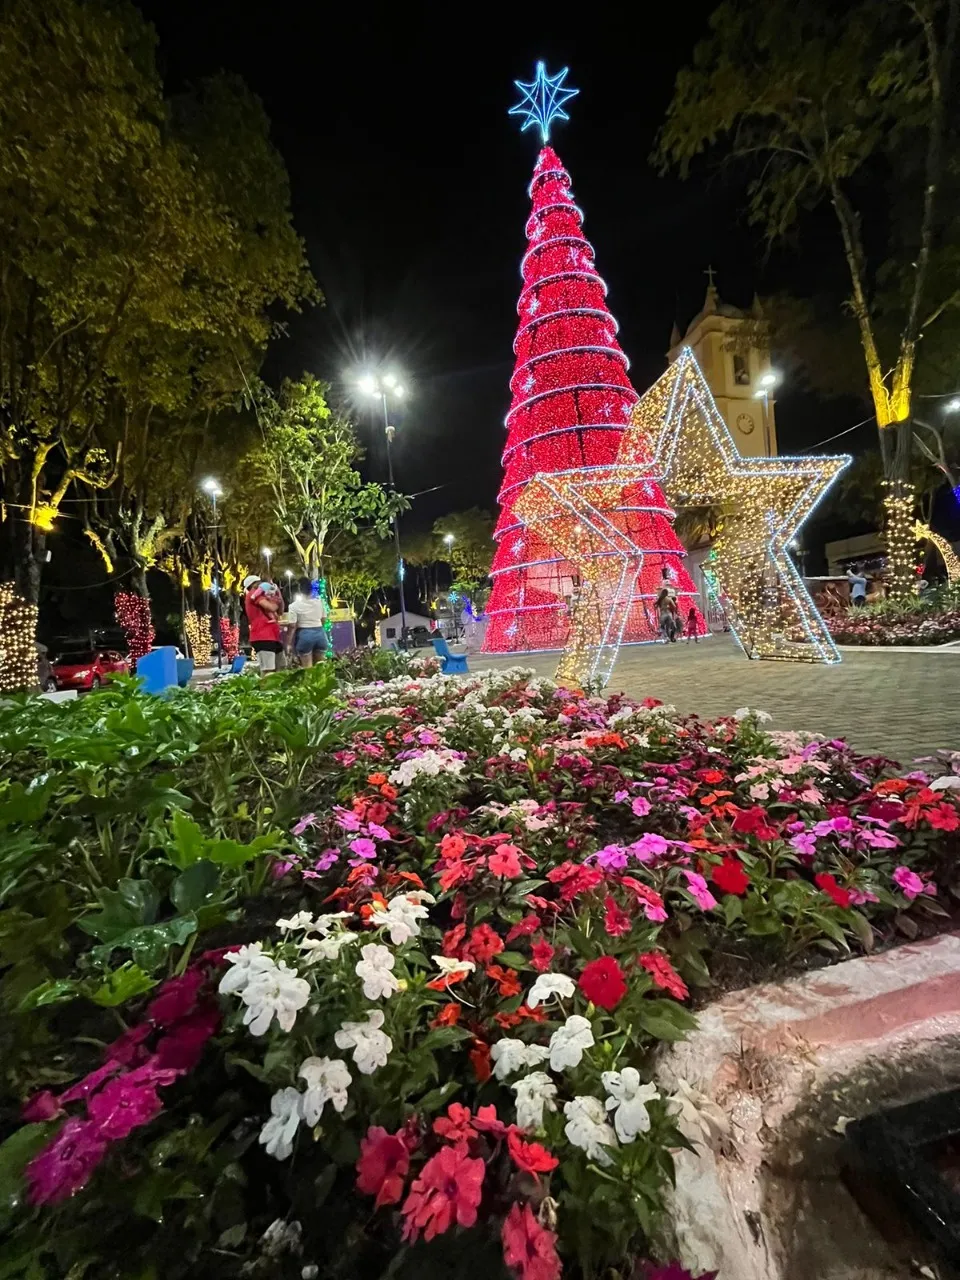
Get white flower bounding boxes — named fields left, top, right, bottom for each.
left=490, top=1037, right=550, bottom=1081
left=548, top=1015, right=595, bottom=1072
left=563, top=1096, right=618, bottom=1165
left=369, top=892, right=433, bottom=944
left=355, top=943, right=399, bottom=1000
left=388, top=749, right=466, bottom=787
left=335, top=1009, right=392, bottom=1074
left=930, top=774, right=960, bottom=791
left=241, top=960, right=310, bottom=1035
left=299, top=930, right=357, bottom=964
left=431, top=955, right=476, bottom=979
left=260, top=1086, right=302, bottom=1160
left=512, top=1071, right=558, bottom=1130
left=601, top=1068, right=660, bottom=1142
left=734, top=706, right=771, bottom=723
left=276, top=911, right=316, bottom=934
left=298, top=1056, right=351, bottom=1124
left=313, top=911, right=355, bottom=934
left=218, top=942, right=275, bottom=996
left=527, top=972, right=576, bottom=1008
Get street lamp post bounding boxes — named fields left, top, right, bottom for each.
left=262, top=547, right=273, bottom=579
left=443, top=533, right=457, bottom=638
left=359, top=373, right=408, bottom=643
left=201, top=478, right=224, bottom=669
left=754, top=369, right=781, bottom=456
left=284, top=568, right=294, bottom=606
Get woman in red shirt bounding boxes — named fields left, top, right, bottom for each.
left=243, top=574, right=282, bottom=672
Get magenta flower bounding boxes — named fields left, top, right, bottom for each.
left=334, top=807, right=363, bottom=832
left=145, top=968, right=205, bottom=1027
left=614, top=789, right=629, bottom=803
left=291, top=813, right=318, bottom=836
left=25, top=1118, right=108, bottom=1205
left=630, top=832, right=671, bottom=862
left=314, top=848, right=340, bottom=871
left=681, top=869, right=718, bottom=911
left=892, top=866, right=936, bottom=900
left=849, top=886, right=880, bottom=906
left=631, top=796, right=652, bottom=818
left=87, top=1077, right=162, bottom=1140
left=366, top=822, right=391, bottom=841
left=349, top=837, right=377, bottom=861
left=593, top=844, right=629, bottom=870
left=21, top=1090, right=61, bottom=1123
left=59, top=1061, right=122, bottom=1106
left=789, top=831, right=817, bottom=861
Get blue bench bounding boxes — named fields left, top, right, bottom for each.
left=432, top=635, right=469, bottom=675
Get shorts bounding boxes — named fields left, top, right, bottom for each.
left=295, top=626, right=328, bottom=655
left=252, top=639, right=282, bottom=673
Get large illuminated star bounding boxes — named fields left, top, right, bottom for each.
left=514, top=348, right=850, bottom=688
left=509, top=62, right=578, bottom=143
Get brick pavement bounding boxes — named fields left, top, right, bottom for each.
left=475, top=634, right=960, bottom=767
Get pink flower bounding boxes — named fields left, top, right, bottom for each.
left=631, top=796, right=652, bottom=818
left=367, top=822, right=391, bottom=841
left=25, top=1118, right=108, bottom=1205
left=335, top=807, right=363, bottom=832
left=501, top=1201, right=562, bottom=1280
left=614, top=789, right=630, bottom=803
left=489, top=844, right=523, bottom=879
left=356, top=1125, right=410, bottom=1208
left=892, top=866, right=936, bottom=900
left=292, top=813, right=317, bottom=836
left=401, top=1145, right=485, bottom=1242
left=630, top=832, right=670, bottom=862
left=681, top=870, right=717, bottom=911
left=21, top=1091, right=61, bottom=1123
left=593, top=844, right=629, bottom=870
left=86, top=1077, right=162, bottom=1140
left=848, top=886, right=879, bottom=906
left=315, top=849, right=340, bottom=871
left=789, top=831, right=817, bottom=861
left=349, top=837, right=377, bottom=860
left=59, top=1061, right=122, bottom=1105
left=622, top=878, right=669, bottom=922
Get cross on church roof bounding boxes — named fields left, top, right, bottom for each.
left=704, top=264, right=717, bottom=290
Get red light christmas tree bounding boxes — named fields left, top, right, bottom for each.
left=483, top=143, right=704, bottom=653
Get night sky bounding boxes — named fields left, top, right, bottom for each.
left=137, top=0, right=859, bottom=530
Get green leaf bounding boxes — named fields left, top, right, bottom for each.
left=171, top=860, right=220, bottom=914
left=494, top=950, right=529, bottom=971
left=88, top=963, right=157, bottom=1007
left=168, top=811, right=205, bottom=870
left=17, top=978, right=79, bottom=1012
left=414, top=1081, right=460, bottom=1115
left=89, top=915, right=197, bottom=971
left=0, top=1124, right=53, bottom=1220
left=117, top=879, right=159, bottom=925
left=420, top=1026, right=473, bottom=1050
left=204, top=832, right=283, bottom=867
left=723, top=896, right=743, bottom=925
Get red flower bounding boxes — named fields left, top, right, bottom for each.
left=489, top=844, right=524, bottom=878
left=507, top=914, right=541, bottom=944
left=486, top=965, right=522, bottom=998
left=469, top=1039, right=492, bottom=1083
left=732, top=806, right=780, bottom=841
left=440, top=832, right=467, bottom=859
left=603, top=894, right=633, bottom=938
left=814, top=872, right=852, bottom=909
left=145, top=969, right=205, bottom=1027
left=433, top=1102, right=476, bottom=1145
left=501, top=1201, right=562, bottom=1280
left=495, top=1004, right=547, bottom=1029
left=431, top=1003, right=461, bottom=1028
left=711, top=857, right=750, bottom=897
left=578, top=956, right=627, bottom=1010
left=926, top=801, right=959, bottom=832
left=356, top=1125, right=411, bottom=1208
left=464, top=923, right=503, bottom=965
left=699, top=769, right=726, bottom=785
left=638, top=951, right=689, bottom=1001
left=507, top=1129, right=559, bottom=1177
left=530, top=937, right=555, bottom=972
left=473, top=1104, right=507, bottom=1136
left=401, top=1145, right=485, bottom=1242
left=441, top=923, right=467, bottom=957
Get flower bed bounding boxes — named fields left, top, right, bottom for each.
left=0, top=663, right=957, bottom=1279
left=828, top=608, right=960, bottom=646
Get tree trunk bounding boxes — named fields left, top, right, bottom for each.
left=878, top=420, right=916, bottom=601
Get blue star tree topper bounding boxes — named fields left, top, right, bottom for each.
left=509, top=62, right=578, bottom=143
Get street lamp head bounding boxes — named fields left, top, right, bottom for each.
left=759, top=370, right=780, bottom=389
left=382, top=373, right=397, bottom=389
left=284, top=568, right=293, bottom=579
left=201, top=477, right=222, bottom=497
left=261, top=546, right=272, bottom=560
left=443, top=533, right=455, bottom=546
left=358, top=374, right=378, bottom=395
left=393, top=384, right=405, bottom=398
left=945, top=397, right=960, bottom=414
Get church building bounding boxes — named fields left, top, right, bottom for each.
left=667, top=272, right=778, bottom=458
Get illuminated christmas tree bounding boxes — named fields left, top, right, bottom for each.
left=484, top=74, right=703, bottom=652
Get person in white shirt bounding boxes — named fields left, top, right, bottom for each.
left=289, top=579, right=329, bottom=667
left=846, top=566, right=868, bottom=607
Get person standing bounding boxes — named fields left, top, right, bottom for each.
left=243, top=574, right=282, bottom=673
left=289, top=579, right=329, bottom=668
left=846, top=566, right=868, bottom=607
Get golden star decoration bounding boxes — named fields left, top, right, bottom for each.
left=513, top=348, right=850, bottom=688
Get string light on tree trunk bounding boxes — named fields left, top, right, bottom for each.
left=882, top=480, right=918, bottom=599
left=220, top=618, right=240, bottom=661
left=183, top=609, right=213, bottom=664
left=914, top=520, right=960, bottom=585
left=0, top=582, right=39, bottom=692
left=114, top=592, right=154, bottom=661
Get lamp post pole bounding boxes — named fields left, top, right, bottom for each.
left=209, top=490, right=223, bottom=670
left=357, top=372, right=409, bottom=645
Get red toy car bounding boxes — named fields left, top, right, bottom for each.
left=49, top=648, right=130, bottom=692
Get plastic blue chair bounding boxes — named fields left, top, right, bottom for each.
left=136, top=647, right=177, bottom=694
left=229, top=654, right=247, bottom=675
left=432, top=635, right=469, bottom=675
left=175, top=657, right=194, bottom=688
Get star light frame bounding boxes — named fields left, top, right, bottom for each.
left=509, top=62, right=579, bottom=144
left=515, top=348, right=851, bottom=688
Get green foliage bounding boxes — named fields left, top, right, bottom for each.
left=433, top=508, right=495, bottom=599
left=245, top=374, right=406, bottom=577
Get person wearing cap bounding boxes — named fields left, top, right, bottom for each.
left=243, top=574, right=282, bottom=673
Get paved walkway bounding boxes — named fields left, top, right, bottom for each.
left=476, top=635, right=960, bottom=766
